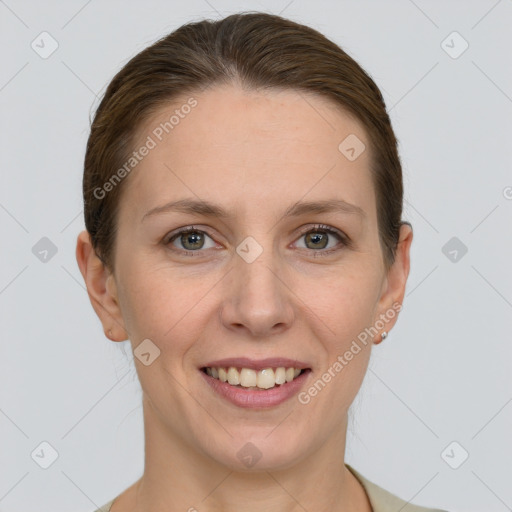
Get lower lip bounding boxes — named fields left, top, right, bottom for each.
left=200, top=369, right=311, bottom=409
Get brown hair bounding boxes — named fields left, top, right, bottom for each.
left=83, top=11, right=407, bottom=272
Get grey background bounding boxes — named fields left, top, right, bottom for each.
left=1, top=1, right=511, bottom=511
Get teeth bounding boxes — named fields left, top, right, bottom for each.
left=218, top=367, right=228, bottom=382
left=240, top=368, right=257, bottom=387
left=257, top=368, right=275, bottom=389
left=227, top=367, right=240, bottom=385
left=204, top=366, right=305, bottom=390
left=275, top=367, right=286, bottom=385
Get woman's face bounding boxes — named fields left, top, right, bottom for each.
left=83, top=84, right=411, bottom=470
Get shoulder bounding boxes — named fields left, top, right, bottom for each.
left=346, top=464, right=450, bottom=512
left=93, top=469, right=451, bottom=512
left=92, top=497, right=116, bottom=512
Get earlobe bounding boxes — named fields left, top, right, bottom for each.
left=75, top=230, right=128, bottom=341
left=373, top=331, right=388, bottom=345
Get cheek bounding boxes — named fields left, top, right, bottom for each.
left=305, top=275, right=375, bottom=409
left=116, top=263, right=214, bottom=348
left=302, top=265, right=381, bottom=343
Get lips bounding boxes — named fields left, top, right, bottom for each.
left=199, top=365, right=311, bottom=408
left=198, top=357, right=312, bottom=405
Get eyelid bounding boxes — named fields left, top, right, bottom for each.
left=164, top=223, right=350, bottom=255
left=295, top=223, right=347, bottom=242
left=293, top=223, right=350, bottom=255
left=164, top=225, right=217, bottom=247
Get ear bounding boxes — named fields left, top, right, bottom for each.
left=75, top=230, right=128, bottom=341
left=373, top=222, right=413, bottom=342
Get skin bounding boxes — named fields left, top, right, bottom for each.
left=76, top=83, right=413, bottom=512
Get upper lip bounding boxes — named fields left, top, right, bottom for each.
left=201, top=357, right=311, bottom=372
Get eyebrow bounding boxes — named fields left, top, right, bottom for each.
left=141, top=197, right=366, bottom=223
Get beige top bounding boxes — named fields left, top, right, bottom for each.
left=93, top=464, right=449, bottom=511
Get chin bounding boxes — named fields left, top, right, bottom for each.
left=204, top=431, right=309, bottom=473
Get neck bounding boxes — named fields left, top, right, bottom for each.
left=123, top=395, right=371, bottom=512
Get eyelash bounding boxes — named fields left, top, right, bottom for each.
left=164, top=224, right=350, bottom=258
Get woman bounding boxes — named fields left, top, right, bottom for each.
left=76, top=12, right=449, bottom=512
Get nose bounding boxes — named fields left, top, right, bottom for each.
left=219, top=241, right=295, bottom=338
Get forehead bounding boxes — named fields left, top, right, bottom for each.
left=119, top=84, right=375, bottom=224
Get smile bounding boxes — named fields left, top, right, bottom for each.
left=199, top=365, right=312, bottom=409
left=201, top=366, right=306, bottom=390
